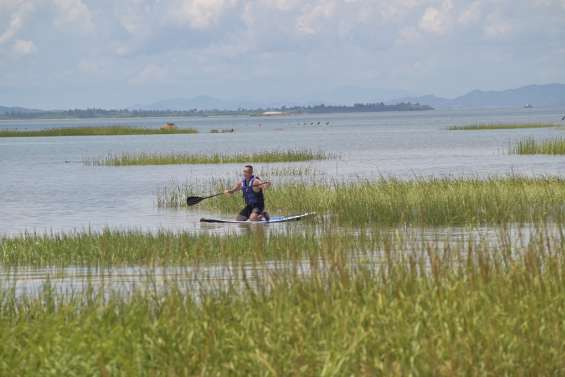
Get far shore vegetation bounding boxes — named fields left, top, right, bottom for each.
left=0, top=102, right=432, bottom=120
left=511, top=137, right=565, bottom=155
left=84, top=150, right=334, bottom=166
left=448, top=123, right=558, bottom=130
left=0, top=126, right=198, bottom=138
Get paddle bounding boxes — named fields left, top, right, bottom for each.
left=186, top=193, right=223, bottom=206
left=187, top=181, right=270, bottom=206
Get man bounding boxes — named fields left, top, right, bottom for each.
left=224, top=165, right=271, bottom=221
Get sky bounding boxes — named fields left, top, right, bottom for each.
left=1, top=0, right=564, bottom=109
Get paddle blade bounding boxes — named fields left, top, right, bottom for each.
left=186, top=196, right=204, bottom=206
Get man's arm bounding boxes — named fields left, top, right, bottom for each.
left=252, top=177, right=271, bottom=191
left=224, top=181, right=242, bottom=195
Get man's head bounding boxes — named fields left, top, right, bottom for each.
left=243, top=165, right=253, bottom=179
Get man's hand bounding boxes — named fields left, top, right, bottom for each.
left=224, top=189, right=232, bottom=196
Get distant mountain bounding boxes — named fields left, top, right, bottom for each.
left=135, top=96, right=262, bottom=111
left=391, top=84, right=565, bottom=109
left=0, top=105, right=39, bottom=115
left=136, top=86, right=415, bottom=111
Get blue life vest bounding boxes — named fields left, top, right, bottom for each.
left=242, top=176, right=264, bottom=207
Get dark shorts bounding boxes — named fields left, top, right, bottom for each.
left=238, top=204, right=264, bottom=220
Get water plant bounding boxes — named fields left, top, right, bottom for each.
left=0, top=224, right=564, bottom=376
left=0, top=126, right=198, bottom=138
left=511, top=137, right=565, bottom=155
left=159, top=176, right=565, bottom=226
left=85, top=150, right=333, bottom=166
left=448, top=123, right=557, bottom=131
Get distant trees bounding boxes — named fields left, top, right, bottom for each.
left=0, top=102, right=432, bottom=120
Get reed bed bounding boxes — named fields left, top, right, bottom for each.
left=0, top=126, right=198, bottom=137
left=159, top=176, right=565, bottom=226
left=1, top=225, right=564, bottom=376
left=448, top=123, right=557, bottom=131
left=511, top=137, right=565, bottom=155
left=0, top=229, right=327, bottom=267
left=85, top=149, right=333, bottom=166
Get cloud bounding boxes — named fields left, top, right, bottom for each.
left=0, top=1, right=34, bottom=44
left=2, top=0, right=565, bottom=108
left=458, top=1, right=481, bottom=26
left=296, top=0, right=336, bottom=35
left=170, top=0, right=239, bottom=29
left=52, top=0, right=94, bottom=31
left=483, top=18, right=513, bottom=39
left=12, top=38, right=35, bottom=54
left=419, top=0, right=454, bottom=35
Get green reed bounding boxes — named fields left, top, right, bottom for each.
left=85, top=150, right=333, bottom=166
left=160, top=176, right=565, bottom=226
left=448, top=123, right=557, bottom=131
left=1, top=224, right=564, bottom=376
left=0, top=126, right=198, bottom=137
left=512, top=137, right=565, bottom=155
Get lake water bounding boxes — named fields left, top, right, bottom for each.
left=1, top=107, right=565, bottom=236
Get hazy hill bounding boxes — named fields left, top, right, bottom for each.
left=391, top=83, right=565, bottom=108
left=0, top=105, right=39, bottom=115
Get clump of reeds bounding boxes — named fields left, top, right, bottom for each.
left=448, top=123, right=557, bottom=131
left=511, top=137, right=565, bottom=155
left=0, top=224, right=564, bottom=375
left=85, top=150, right=334, bottom=166
left=0, top=126, right=198, bottom=138
left=159, top=176, right=565, bottom=226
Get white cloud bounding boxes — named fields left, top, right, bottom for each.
left=12, top=38, right=35, bottom=54
left=419, top=0, right=454, bottom=35
left=458, top=1, right=481, bottom=26
left=52, top=0, right=94, bottom=31
left=171, top=0, right=239, bottom=29
left=0, top=1, right=34, bottom=44
left=296, top=0, right=336, bottom=35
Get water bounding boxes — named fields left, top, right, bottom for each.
left=1, top=107, right=564, bottom=236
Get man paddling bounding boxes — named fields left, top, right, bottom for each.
left=224, top=165, right=271, bottom=221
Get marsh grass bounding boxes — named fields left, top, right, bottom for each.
left=255, top=166, right=321, bottom=177
left=0, top=126, right=198, bottom=137
left=512, top=137, right=565, bottom=155
left=1, top=225, right=564, bottom=375
left=85, top=149, right=334, bottom=166
left=448, top=123, right=557, bottom=131
left=159, top=176, right=565, bottom=226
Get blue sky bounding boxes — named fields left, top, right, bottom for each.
left=1, top=0, right=564, bottom=108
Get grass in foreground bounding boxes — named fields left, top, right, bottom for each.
left=159, top=176, right=565, bottom=226
left=0, top=226, right=564, bottom=375
left=0, top=126, right=198, bottom=138
left=511, top=137, right=565, bottom=155
left=85, top=149, right=333, bottom=166
left=448, top=123, right=557, bottom=131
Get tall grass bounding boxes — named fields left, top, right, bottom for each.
left=511, top=137, right=565, bottom=155
left=159, top=176, right=565, bottom=226
left=448, top=123, right=557, bottom=131
left=85, top=149, right=333, bottom=166
left=0, top=225, right=564, bottom=375
left=0, top=126, right=198, bottom=137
